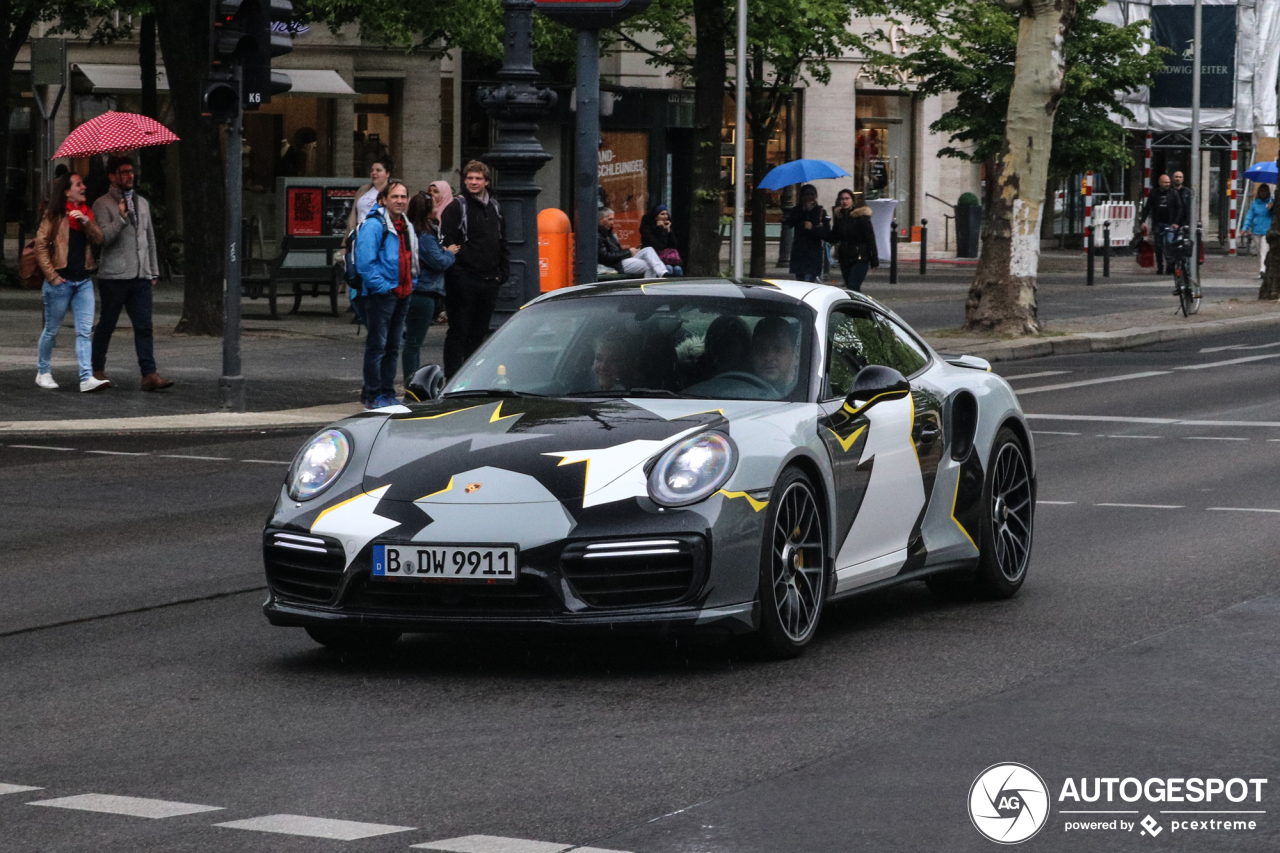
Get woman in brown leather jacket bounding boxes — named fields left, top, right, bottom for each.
left=34, top=172, right=106, bottom=392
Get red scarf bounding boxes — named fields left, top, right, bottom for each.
left=66, top=201, right=93, bottom=231
left=393, top=216, right=413, bottom=298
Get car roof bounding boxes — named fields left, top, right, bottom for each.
left=528, top=278, right=882, bottom=314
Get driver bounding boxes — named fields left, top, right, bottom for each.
left=751, top=316, right=800, bottom=395
left=592, top=332, right=638, bottom=391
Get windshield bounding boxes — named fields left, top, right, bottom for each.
left=445, top=292, right=815, bottom=402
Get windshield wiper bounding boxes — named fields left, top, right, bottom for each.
left=443, top=389, right=544, bottom=398
left=565, top=388, right=708, bottom=399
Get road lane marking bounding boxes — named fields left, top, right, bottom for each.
left=1001, top=370, right=1072, bottom=381
left=8, top=444, right=76, bottom=451
left=1207, top=507, right=1280, bottom=514
left=411, top=837, right=574, bottom=853
left=215, top=814, right=415, bottom=840
left=1100, top=434, right=1162, bottom=439
left=240, top=458, right=290, bottom=465
left=1037, top=501, right=1076, bottom=505
left=0, top=784, right=41, bottom=795
left=84, top=450, right=150, bottom=456
left=1199, top=341, right=1280, bottom=353
left=1184, top=436, right=1249, bottom=441
left=1027, top=414, right=1280, bottom=428
left=28, top=794, right=223, bottom=818
left=1095, top=503, right=1184, bottom=509
left=1015, top=372, right=1171, bottom=394
left=1173, top=353, right=1280, bottom=370
left=157, top=454, right=234, bottom=461
left=1032, top=430, right=1080, bottom=436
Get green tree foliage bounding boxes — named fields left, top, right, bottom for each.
left=862, top=0, right=1165, bottom=178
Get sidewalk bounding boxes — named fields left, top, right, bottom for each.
left=1, top=255, right=1276, bottom=435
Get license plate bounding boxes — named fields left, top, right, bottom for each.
left=371, top=544, right=518, bottom=583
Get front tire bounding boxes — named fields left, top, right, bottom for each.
left=754, top=467, right=828, bottom=659
left=305, top=625, right=402, bottom=653
left=974, top=428, right=1034, bottom=599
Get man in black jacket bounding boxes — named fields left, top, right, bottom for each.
left=439, top=160, right=510, bottom=377
left=1138, top=174, right=1187, bottom=275
left=597, top=209, right=667, bottom=278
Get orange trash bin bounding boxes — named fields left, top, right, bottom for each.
left=537, top=208, right=573, bottom=292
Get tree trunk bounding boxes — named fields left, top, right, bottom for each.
left=1, top=2, right=39, bottom=260
left=687, top=0, right=727, bottom=277
left=1261, top=213, right=1280, bottom=299
left=747, top=54, right=769, bottom=278
left=139, top=11, right=166, bottom=199
left=964, top=0, right=1077, bottom=335
left=155, top=0, right=225, bottom=335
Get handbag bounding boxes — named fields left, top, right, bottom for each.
left=657, top=247, right=682, bottom=266
left=19, top=239, right=43, bottom=289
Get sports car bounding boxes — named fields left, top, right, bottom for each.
left=263, top=279, right=1035, bottom=657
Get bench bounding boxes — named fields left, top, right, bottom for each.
left=242, top=234, right=345, bottom=319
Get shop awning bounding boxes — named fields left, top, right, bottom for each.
left=74, top=64, right=357, bottom=97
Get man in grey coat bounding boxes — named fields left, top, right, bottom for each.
left=91, top=155, right=172, bottom=390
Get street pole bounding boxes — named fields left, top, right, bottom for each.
left=480, top=0, right=556, bottom=315
left=574, top=29, right=600, bottom=286
left=1190, top=0, right=1202, bottom=272
left=219, top=67, right=245, bottom=412
left=731, top=0, right=746, bottom=280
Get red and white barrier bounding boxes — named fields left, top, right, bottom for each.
left=1229, top=134, right=1238, bottom=255
left=1143, top=132, right=1152, bottom=202
left=1089, top=202, right=1136, bottom=247
left=1084, top=171, right=1093, bottom=254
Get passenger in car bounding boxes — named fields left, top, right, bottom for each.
left=751, top=316, right=800, bottom=394
left=592, top=332, right=639, bottom=391
left=697, top=315, right=752, bottom=380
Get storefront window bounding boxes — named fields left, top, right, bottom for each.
left=719, top=93, right=802, bottom=217
left=353, top=80, right=393, bottom=177
left=855, top=92, right=912, bottom=208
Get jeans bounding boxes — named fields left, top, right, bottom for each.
left=401, top=291, right=441, bottom=382
left=93, top=278, right=156, bottom=376
left=443, top=270, right=500, bottom=377
left=841, top=261, right=871, bottom=292
left=38, top=278, right=95, bottom=381
left=357, top=291, right=409, bottom=404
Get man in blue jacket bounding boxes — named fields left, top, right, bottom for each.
left=354, top=181, right=417, bottom=409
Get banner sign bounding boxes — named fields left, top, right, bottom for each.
left=1150, top=5, right=1236, bottom=109
left=598, top=131, right=648, bottom=249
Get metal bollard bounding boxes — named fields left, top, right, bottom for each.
left=1086, top=228, right=1094, bottom=287
left=1103, top=221, right=1111, bottom=278
left=890, top=217, right=899, bottom=284
left=1196, top=221, right=1203, bottom=279
left=919, top=218, right=928, bottom=275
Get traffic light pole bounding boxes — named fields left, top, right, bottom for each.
left=219, top=69, right=245, bottom=412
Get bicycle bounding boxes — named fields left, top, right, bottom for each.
left=1162, top=225, right=1201, bottom=317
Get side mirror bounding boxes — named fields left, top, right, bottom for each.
left=843, top=364, right=909, bottom=414
left=406, top=364, right=446, bottom=402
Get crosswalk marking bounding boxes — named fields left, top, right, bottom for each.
left=0, top=784, right=42, bottom=795
left=27, top=793, right=223, bottom=819
left=411, top=836, right=575, bottom=853
left=214, top=814, right=415, bottom=840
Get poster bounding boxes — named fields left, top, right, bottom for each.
left=325, top=188, right=358, bottom=237
left=1150, top=5, right=1236, bottom=109
left=286, top=187, right=324, bottom=236
left=599, top=131, right=648, bottom=249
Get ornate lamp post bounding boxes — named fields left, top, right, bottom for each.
left=480, top=0, right=557, bottom=321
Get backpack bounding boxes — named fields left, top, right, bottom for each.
left=343, top=214, right=394, bottom=296
left=19, top=239, right=44, bottom=289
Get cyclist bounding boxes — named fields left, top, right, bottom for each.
left=1137, top=174, right=1188, bottom=275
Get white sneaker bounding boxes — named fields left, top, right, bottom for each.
left=35, top=372, right=58, bottom=390
left=80, top=377, right=111, bottom=393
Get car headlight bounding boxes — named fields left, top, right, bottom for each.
left=648, top=432, right=737, bottom=507
left=288, top=429, right=352, bottom=501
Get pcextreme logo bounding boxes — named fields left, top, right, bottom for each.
left=969, top=763, right=1051, bottom=844
left=969, top=764, right=1269, bottom=844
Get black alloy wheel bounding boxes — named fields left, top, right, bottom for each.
left=975, top=427, right=1033, bottom=598
left=755, top=467, right=828, bottom=658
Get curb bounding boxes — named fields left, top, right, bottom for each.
left=0, top=403, right=363, bottom=437
left=930, top=310, right=1280, bottom=363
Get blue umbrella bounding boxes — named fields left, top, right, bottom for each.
left=1243, top=161, right=1277, bottom=183
left=756, top=158, right=851, bottom=191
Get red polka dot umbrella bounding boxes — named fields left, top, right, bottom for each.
left=52, top=111, right=180, bottom=159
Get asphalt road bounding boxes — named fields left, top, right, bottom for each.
left=2, top=325, right=1279, bottom=852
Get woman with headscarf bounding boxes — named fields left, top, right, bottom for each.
left=402, top=190, right=460, bottom=380
left=826, top=187, right=879, bottom=292
left=783, top=184, right=830, bottom=282
left=640, top=204, right=682, bottom=275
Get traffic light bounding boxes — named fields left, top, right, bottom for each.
left=202, top=0, right=293, bottom=119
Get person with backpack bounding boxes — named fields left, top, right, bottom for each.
left=439, top=160, right=509, bottom=377
left=402, top=190, right=459, bottom=381
left=353, top=181, right=417, bottom=409
left=34, top=172, right=107, bottom=392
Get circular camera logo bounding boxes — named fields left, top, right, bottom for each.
left=969, top=763, right=1050, bottom=844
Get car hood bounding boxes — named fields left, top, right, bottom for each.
left=361, top=395, right=783, bottom=508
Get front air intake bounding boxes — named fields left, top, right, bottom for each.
left=560, top=536, right=705, bottom=608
